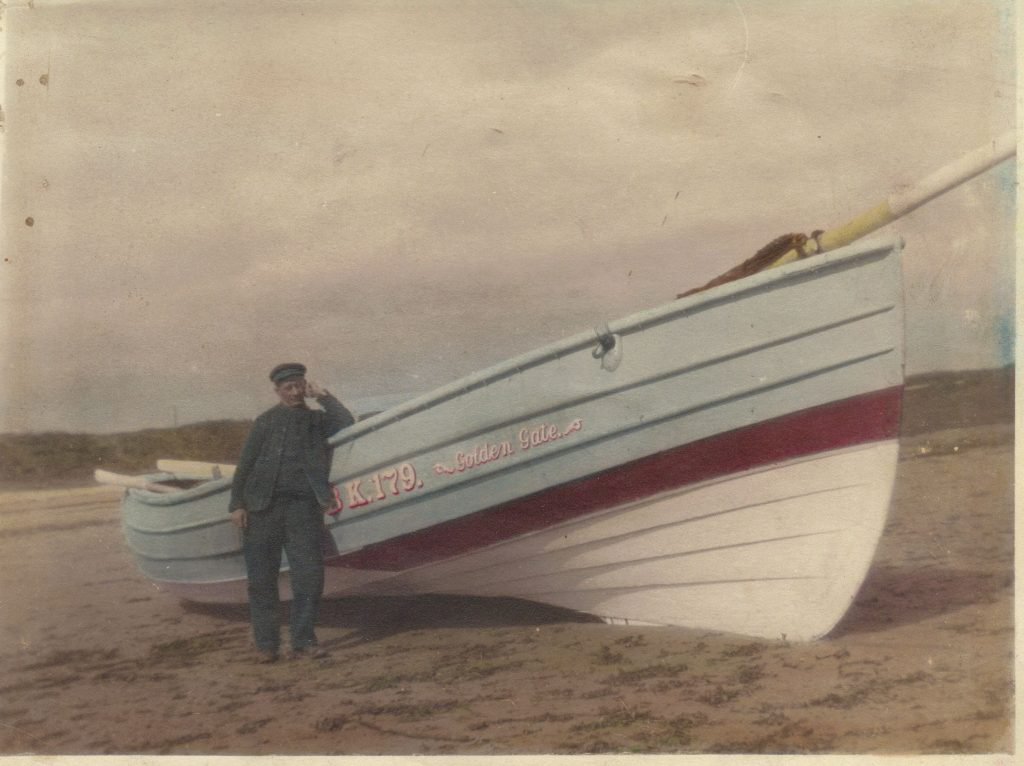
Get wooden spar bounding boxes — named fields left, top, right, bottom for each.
left=767, top=131, right=1017, bottom=269
left=156, top=459, right=236, bottom=479
left=94, top=469, right=179, bottom=494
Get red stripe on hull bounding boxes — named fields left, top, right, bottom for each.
left=330, top=387, right=903, bottom=572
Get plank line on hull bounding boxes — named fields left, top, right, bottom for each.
left=126, top=516, right=233, bottom=535
left=431, top=529, right=842, bottom=592
left=135, top=550, right=241, bottom=563
left=388, top=482, right=860, bottom=589
left=491, top=575, right=825, bottom=600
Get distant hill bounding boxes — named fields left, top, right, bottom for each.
left=0, top=368, right=1012, bottom=490
left=0, top=419, right=252, bottom=488
left=899, top=367, right=1013, bottom=437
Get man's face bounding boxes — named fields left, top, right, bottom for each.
left=275, top=376, right=307, bottom=408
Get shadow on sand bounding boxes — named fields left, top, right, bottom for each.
left=828, top=564, right=1012, bottom=638
left=182, top=593, right=601, bottom=646
left=181, top=562, right=1009, bottom=645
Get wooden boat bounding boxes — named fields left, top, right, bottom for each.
left=103, top=134, right=1014, bottom=641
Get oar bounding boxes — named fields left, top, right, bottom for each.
left=156, top=459, right=236, bottom=480
left=94, top=469, right=179, bottom=493
left=766, top=131, right=1016, bottom=269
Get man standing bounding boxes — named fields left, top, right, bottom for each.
left=229, top=363, right=355, bottom=663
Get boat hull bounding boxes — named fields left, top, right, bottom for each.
left=123, top=237, right=905, bottom=640
left=349, top=439, right=900, bottom=641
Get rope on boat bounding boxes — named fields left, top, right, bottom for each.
left=677, top=230, right=824, bottom=299
left=592, top=324, right=616, bottom=358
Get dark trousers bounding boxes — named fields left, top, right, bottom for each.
left=242, top=496, right=325, bottom=652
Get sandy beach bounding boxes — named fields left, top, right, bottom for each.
left=0, top=370, right=1012, bottom=756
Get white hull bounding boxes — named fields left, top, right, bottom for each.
left=375, top=441, right=898, bottom=641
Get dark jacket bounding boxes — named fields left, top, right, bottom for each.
left=229, top=393, right=355, bottom=513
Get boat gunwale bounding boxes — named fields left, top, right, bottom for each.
left=328, top=236, right=903, bottom=448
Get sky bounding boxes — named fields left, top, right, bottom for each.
left=0, top=0, right=1016, bottom=433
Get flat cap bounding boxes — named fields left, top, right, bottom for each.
left=269, top=363, right=307, bottom=384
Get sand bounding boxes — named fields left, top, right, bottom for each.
left=0, top=373, right=1013, bottom=757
